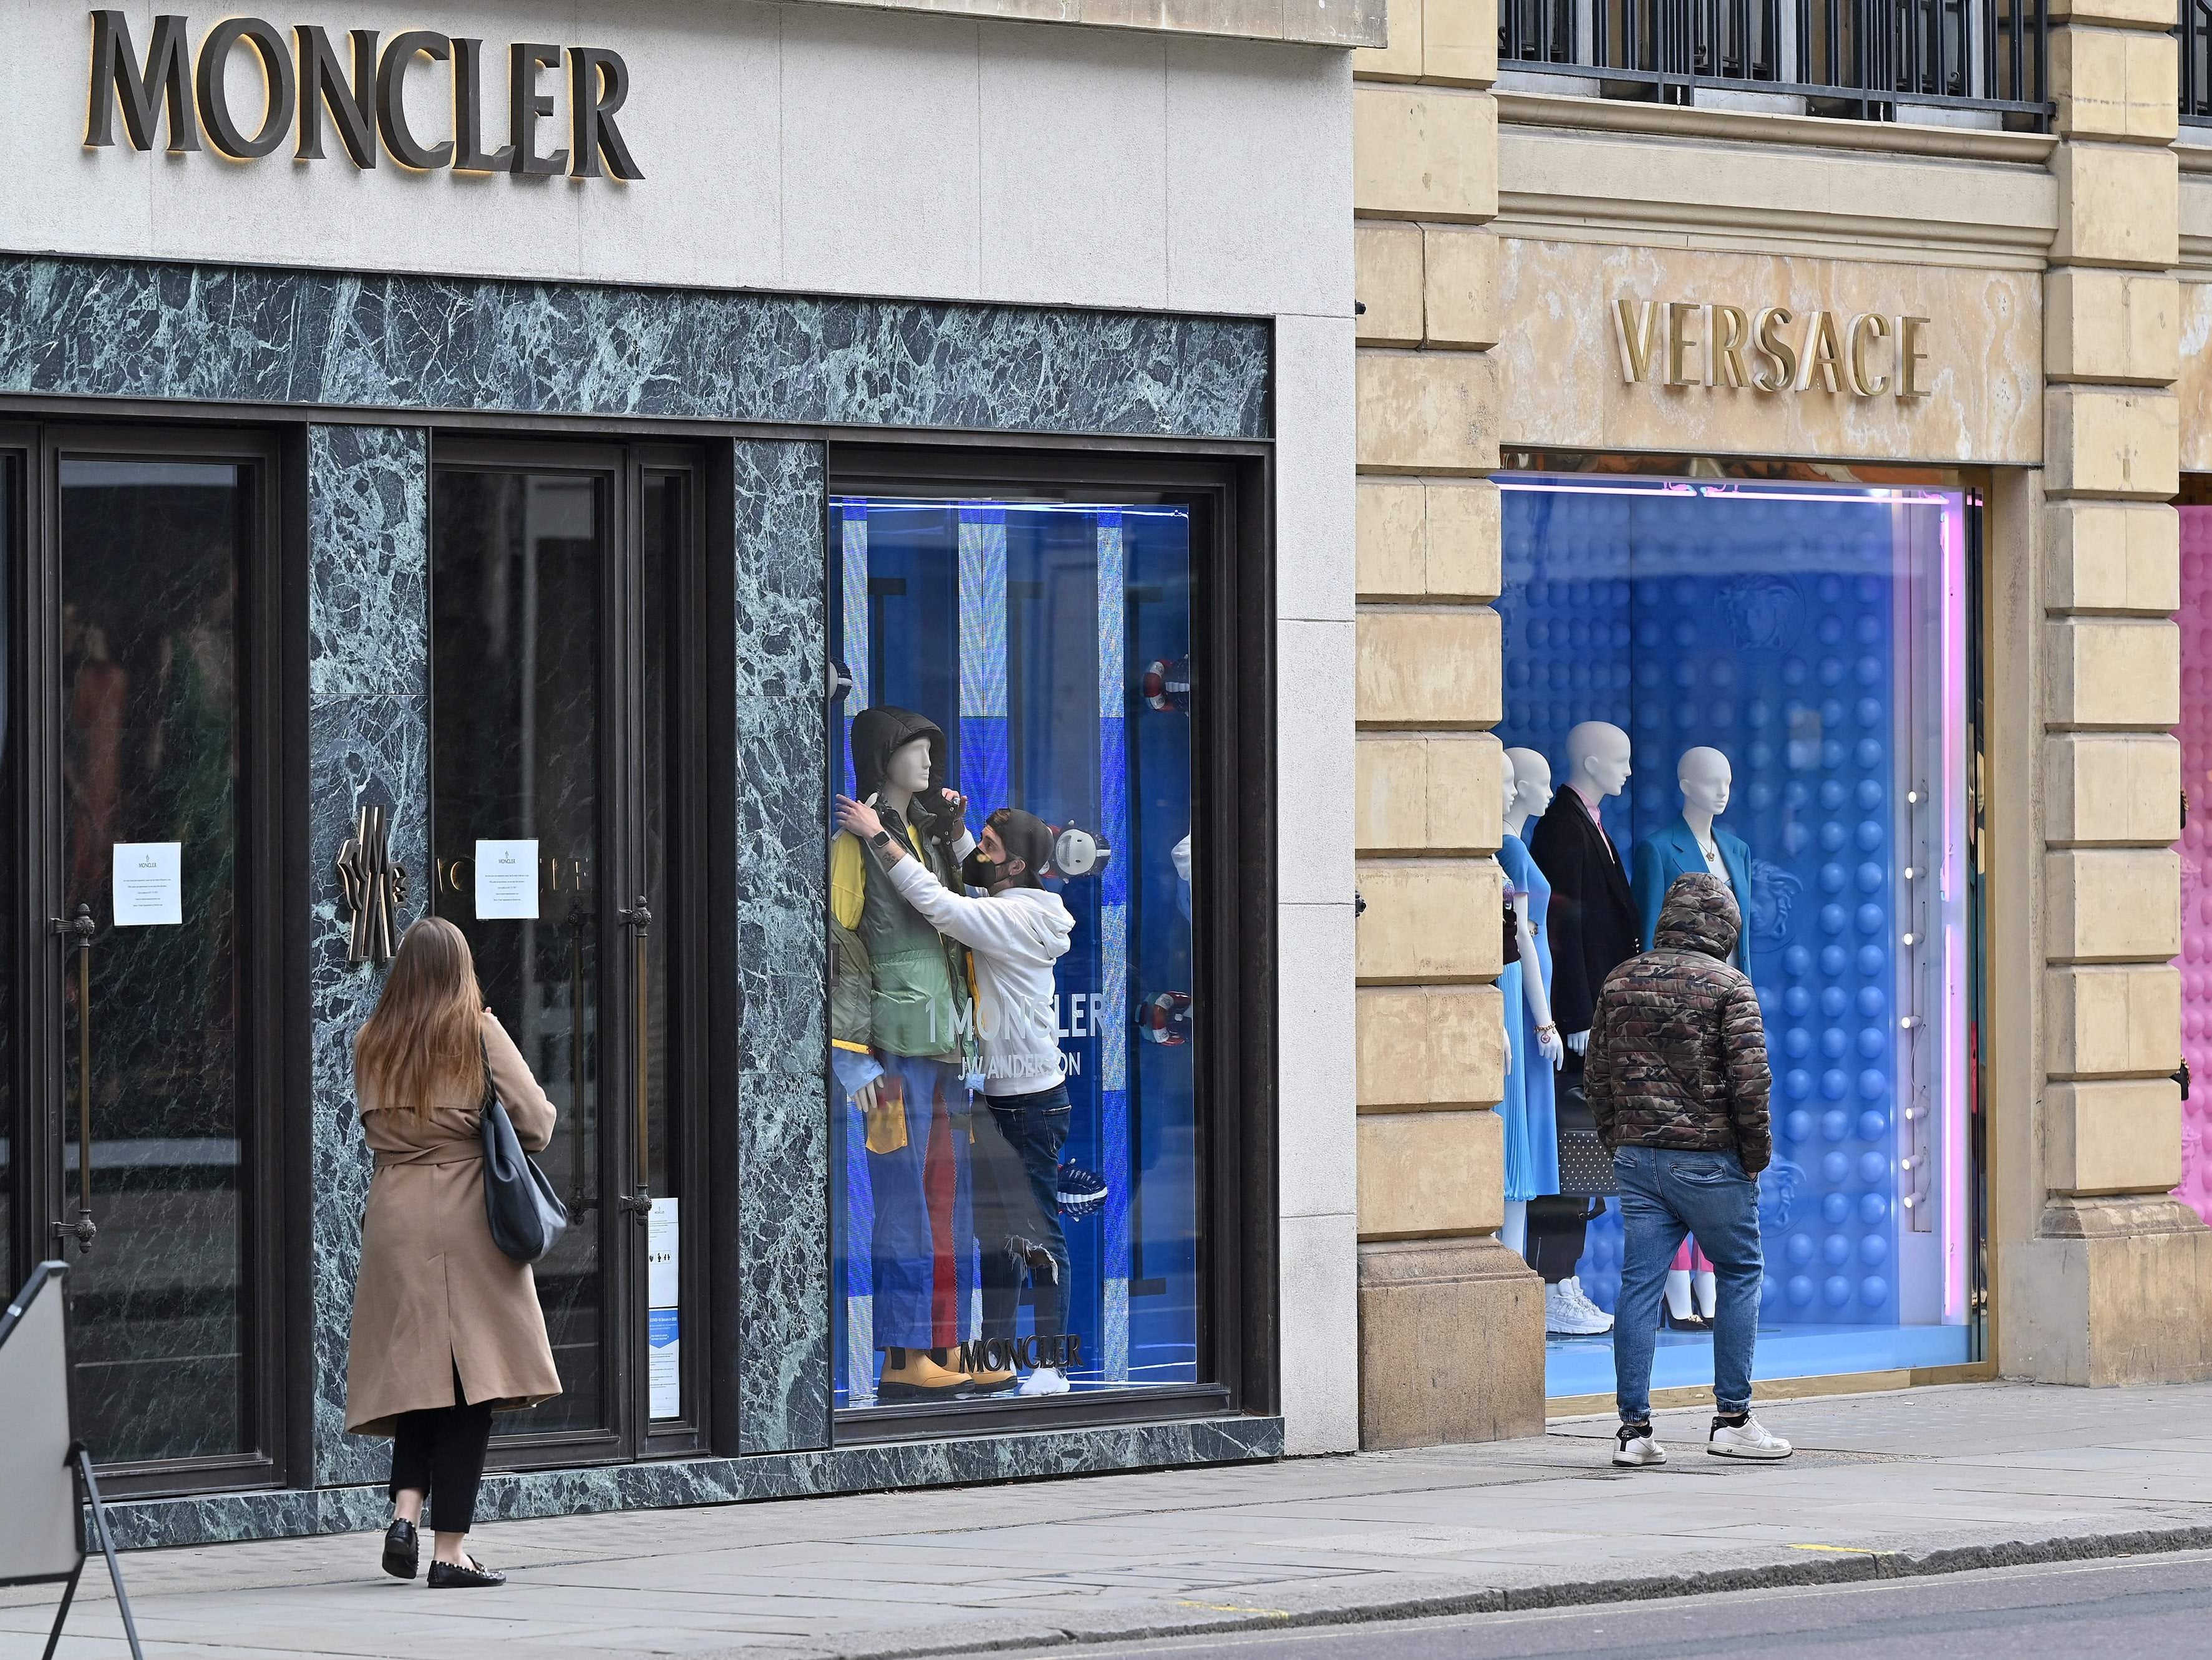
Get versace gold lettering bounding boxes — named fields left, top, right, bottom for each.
left=1666, top=300, right=1702, bottom=387
left=1846, top=313, right=1890, bottom=396
left=1613, top=298, right=1661, bottom=384
left=1611, top=292, right=1932, bottom=401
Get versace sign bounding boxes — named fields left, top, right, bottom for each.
left=84, top=10, right=643, bottom=180
left=1614, top=298, right=1930, bottom=398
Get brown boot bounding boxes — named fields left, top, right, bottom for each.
left=876, top=1347, right=973, bottom=1404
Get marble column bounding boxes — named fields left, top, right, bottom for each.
left=729, top=440, right=833, bottom=1453
left=306, top=425, right=430, bottom=1485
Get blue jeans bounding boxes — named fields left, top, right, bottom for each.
left=975, top=1083, right=1072, bottom=1341
left=1611, top=1144, right=1763, bottom=1424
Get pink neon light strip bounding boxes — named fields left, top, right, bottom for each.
left=1939, top=498, right=1969, bottom=1324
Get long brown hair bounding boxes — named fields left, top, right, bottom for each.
left=354, top=917, right=484, bottom=1117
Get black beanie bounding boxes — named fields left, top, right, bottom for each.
left=987, top=808, right=1054, bottom=888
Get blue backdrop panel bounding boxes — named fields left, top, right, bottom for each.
left=1498, top=481, right=1904, bottom=1332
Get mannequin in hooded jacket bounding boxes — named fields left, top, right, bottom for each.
left=832, top=706, right=989, bottom=1404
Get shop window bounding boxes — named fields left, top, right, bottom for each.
left=2178, top=503, right=2212, bottom=1223
left=1495, top=468, right=1976, bottom=1394
left=826, top=493, right=1202, bottom=1414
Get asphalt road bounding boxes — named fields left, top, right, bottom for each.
left=971, top=1550, right=2212, bottom=1660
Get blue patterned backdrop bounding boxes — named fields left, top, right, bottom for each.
left=1497, top=480, right=1925, bottom=1330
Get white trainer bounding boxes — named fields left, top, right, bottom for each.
left=1561, top=1276, right=1615, bottom=1332
left=1707, top=1414, right=1793, bottom=1460
left=1545, top=1281, right=1612, bottom=1336
left=1613, top=1423, right=1667, bottom=1467
left=1018, top=1366, right=1071, bottom=1397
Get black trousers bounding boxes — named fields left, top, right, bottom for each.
left=387, top=1367, right=493, bottom=1535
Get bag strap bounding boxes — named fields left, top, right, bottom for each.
left=478, top=1034, right=497, bottom=1110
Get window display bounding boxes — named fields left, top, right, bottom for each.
left=2177, top=503, right=2212, bottom=1225
left=1495, top=467, right=1976, bottom=1395
left=828, top=493, right=1201, bottom=1412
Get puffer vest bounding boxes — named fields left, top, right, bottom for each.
left=848, top=810, right=972, bottom=1061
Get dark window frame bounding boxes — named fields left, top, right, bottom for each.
left=820, top=442, right=1277, bottom=1444
left=425, top=434, right=717, bottom=1471
left=0, top=419, right=292, bottom=1499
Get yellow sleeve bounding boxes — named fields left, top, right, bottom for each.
left=832, top=833, right=866, bottom=931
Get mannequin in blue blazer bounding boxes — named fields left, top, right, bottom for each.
left=1629, top=749, right=1753, bottom=969
left=1627, top=747, right=1753, bottom=1331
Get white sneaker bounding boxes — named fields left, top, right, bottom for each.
left=1707, top=1414, right=1793, bottom=1460
left=1613, top=1423, right=1666, bottom=1467
left=1018, top=1366, right=1071, bottom=1397
left=1561, top=1276, right=1614, bottom=1332
left=1545, top=1281, right=1611, bottom=1336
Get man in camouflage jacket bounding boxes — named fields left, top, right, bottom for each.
left=1584, top=871, right=1792, bottom=1467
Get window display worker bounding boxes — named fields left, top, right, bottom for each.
left=1584, top=873, right=1792, bottom=1468
left=835, top=794, right=1080, bottom=1395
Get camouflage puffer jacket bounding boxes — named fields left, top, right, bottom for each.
left=1583, top=872, right=1773, bottom=1175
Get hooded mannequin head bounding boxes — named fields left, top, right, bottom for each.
left=849, top=706, right=947, bottom=813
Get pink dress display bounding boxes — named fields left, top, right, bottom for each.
left=2178, top=506, right=2212, bottom=1223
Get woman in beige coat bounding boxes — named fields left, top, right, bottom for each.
left=345, top=917, right=561, bottom=1588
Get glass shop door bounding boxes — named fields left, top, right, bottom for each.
left=1, top=425, right=287, bottom=1496
left=428, top=439, right=706, bottom=1463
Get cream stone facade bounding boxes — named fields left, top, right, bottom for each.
left=1354, top=0, right=2212, bottom=1445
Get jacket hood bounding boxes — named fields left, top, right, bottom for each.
left=850, top=704, right=946, bottom=804
left=1007, top=886, right=1077, bottom=954
left=1653, top=872, right=1741, bottom=961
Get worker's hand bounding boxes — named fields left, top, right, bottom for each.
left=937, top=786, right=968, bottom=818
left=836, top=795, right=885, bottom=842
left=1566, top=1029, right=1590, bottom=1056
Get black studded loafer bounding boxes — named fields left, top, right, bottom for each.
left=426, top=1557, right=507, bottom=1589
left=381, top=1519, right=419, bottom=1581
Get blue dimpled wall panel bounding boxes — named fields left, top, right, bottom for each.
left=1498, top=483, right=1904, bottom=1329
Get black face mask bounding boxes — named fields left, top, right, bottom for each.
left=963, top=848, right=1006, bottom=889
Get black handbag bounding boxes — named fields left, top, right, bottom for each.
left=1555, top=1082, right=1618, bottom=1199
left=478, top=1040, right=568, bottom=1263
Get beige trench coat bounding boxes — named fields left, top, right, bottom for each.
left=344, top=1011, right=563, bottom=1436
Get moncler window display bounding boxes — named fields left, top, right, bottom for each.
left=829, top=490, right=1210, bottom=1414
left=1496, top=464, right=1977, bottom=1397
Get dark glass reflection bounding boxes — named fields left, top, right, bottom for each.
left=433, top=468, right=605, bottom=1437
left=1, top=454, right=14, bottom=1300
left=60, top=457, right=248, bottom=1462
left=641, top=471, right=679, bottom=1422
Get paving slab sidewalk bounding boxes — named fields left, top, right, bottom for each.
left=11, top=1381, right=2212, bottom=1659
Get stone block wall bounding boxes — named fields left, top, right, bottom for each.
left=2000, top=0, right=2212, bottom=1384
left=1350, top=0, right=1546, bottom=1449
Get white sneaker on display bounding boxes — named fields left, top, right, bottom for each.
left=1019, top=1366, right=1071, bottom=1397
left=1613, top=1424, right=1666, bottom=1467
left=1561, top=1277, right=1614, bottom=1332
left=1707, top=1415, right=1793, bottom=1460
left=1545, top=1282, right=1611, bottom=1336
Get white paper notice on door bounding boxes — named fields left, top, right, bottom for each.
left=112, top=842, right=182, bottom=926
left=649, top=1197, right=680, bottom=1419
left=474, top=840, right=540, bottom=920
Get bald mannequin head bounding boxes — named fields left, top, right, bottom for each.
left=1677, top=746, right=1732, bottom=820
left=1565, top=721, right=1632, bottom=805
left=1504, top=746, right=1553, bottom=835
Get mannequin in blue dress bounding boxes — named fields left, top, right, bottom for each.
left=1498, top=747, right=1565, bottom=1256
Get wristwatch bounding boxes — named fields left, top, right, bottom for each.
left=870, top=829, right=894, bottom=850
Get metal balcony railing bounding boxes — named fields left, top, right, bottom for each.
left=2185, top=0, right=2212, bottom=124
left=1499, top=0, right=2051, bottom=129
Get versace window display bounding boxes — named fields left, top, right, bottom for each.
left=1497, top=464, right=1977, bottom=1396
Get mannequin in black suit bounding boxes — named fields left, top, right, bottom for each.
left=1524, top=721, right=1642, bottom=1329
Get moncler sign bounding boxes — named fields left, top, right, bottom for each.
left=84, top=11, right=643, bottom=180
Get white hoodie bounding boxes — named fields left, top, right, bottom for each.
left=883, top=855, right=1074, bottom=1097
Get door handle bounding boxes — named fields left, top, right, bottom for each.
left=49, top=904, right=97, bottom=1253
left=564, top=898, right=596, bottom=1216
left=617, top=896, right=652, bottom=1222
